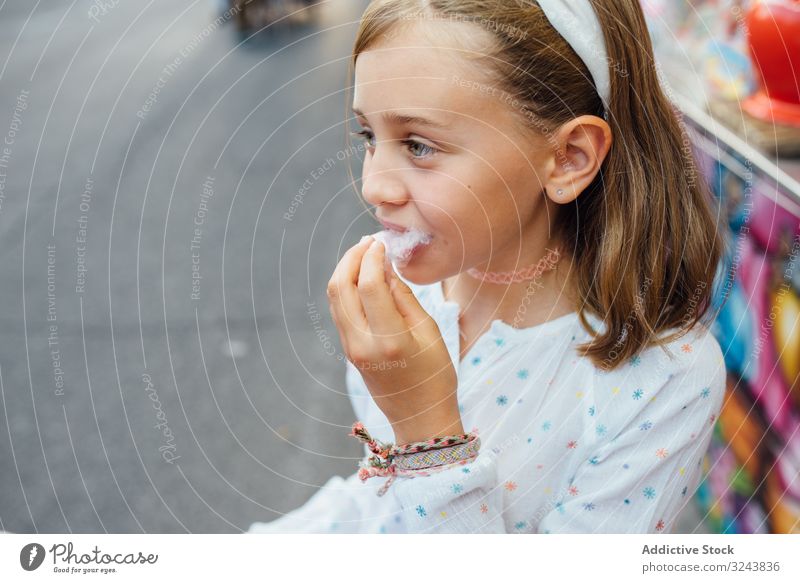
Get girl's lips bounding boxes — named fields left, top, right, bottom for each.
left=377, top=218, right=407, bottom=233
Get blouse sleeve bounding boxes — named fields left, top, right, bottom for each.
left=246, top=471, right=373, bottom=533
left=390, top=448, right=508, bottom=533
left=537, top=329, right=726, bottom=533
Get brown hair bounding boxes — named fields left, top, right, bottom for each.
left=348, top=0, right=727, bottom=371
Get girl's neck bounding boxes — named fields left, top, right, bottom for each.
left=442, top=246, right=577, bottom=330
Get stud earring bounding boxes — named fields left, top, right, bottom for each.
left=556, top=189, right=564, bottom=196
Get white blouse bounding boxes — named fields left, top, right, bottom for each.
left=248, top=276, right=726, bottom=534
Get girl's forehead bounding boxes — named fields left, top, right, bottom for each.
left=356, top=19, right=494, bottom=78
left=354, top=20, right=498, bottom=101
left=353, top=36, right=502, bottom=126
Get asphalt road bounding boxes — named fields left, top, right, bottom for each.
left=0, top=0, right=375, bottom=533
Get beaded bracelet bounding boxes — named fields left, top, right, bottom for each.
left=348, top=421, right=481, bottom=496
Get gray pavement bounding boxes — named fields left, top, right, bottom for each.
left=0, top=0, right=373, bottom=533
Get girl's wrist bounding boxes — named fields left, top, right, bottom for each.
left=391, top=413, right=465, bottom=445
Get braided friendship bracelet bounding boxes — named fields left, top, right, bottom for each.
left=393, top=437, right=481, bottom=471
left=392, top=433, right=474, bottom=456
left=348, top=421, right=482, bottom=496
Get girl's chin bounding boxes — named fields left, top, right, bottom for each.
left=392, top=245, right=445, bottom=285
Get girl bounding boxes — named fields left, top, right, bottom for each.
left=249, top=0, right=727, bottom=533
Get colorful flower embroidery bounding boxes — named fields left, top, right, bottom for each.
left=624, top=499, right=630, bottom=505
left=629, top=355, right=641, bottom=367
left=583, top=502, right=596, bottom=511
left=681, top=343, right=693, bottom=353
left=504, top=481, right=518, bottom=492
left=496, top=395, right=508, bottom=406
left=596, top=425, right=608, bottom=437
left=655, top=519, right=665, bottom=531
left=589, top=456, right=600, bottom=465
left=639, top=421, right=653, bottom=431
left=568, top=485, right=579, bottom=496
left=462, top=467, right=471, bottom=474
left=701, top=387, right=710, bottom=399
left=480, top=504, right=488, bottom=514
left=656, top=448, right=668, bottom=459
left=517, top=369, right=529, bottom=380
left=514, top=521, right=527, bottom=530
left=588, top=405, right=596, bottom=416
left=472, top=356, right=482, bottom=365
left=452, top=484, right=463, bottom=494
left=567, top=440, right=578, bottom=449
left=542, top=421, right=551, bottom=431
left=681, top=486, right=688, bottom=496
left=643, top=487, right=656, bottom=500
left=632, top=389, right=644, bottom=400
left=494, top=338, right=504, bottom=347
left=416, top=505, right=427, bottom=517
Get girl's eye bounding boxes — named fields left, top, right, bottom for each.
left=349, top=130, right=438, bottom=160
left=402, top=139, right=437, bottom=159
left=350, top=129, right=376, bottom=149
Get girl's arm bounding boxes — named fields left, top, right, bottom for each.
left=537, top=330, right=726, bottom=533
left=348, top=358, right=509, bottom=533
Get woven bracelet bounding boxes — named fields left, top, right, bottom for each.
left=394, top=453, right=479, bottom=478
left=391, top=432, right=475, bottom=456
left=393, top=436, right=481, bottom=471
left=348, top=421, right=482, bottom=496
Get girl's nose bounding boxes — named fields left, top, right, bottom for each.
left=360, top=153, right=410, bottom=207
left=361, top=172, right=408, bottom=207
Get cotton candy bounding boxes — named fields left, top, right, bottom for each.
left=372, top=228, right=432, bottom=265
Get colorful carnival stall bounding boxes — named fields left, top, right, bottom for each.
left=644, top=0, right=800, bottom=533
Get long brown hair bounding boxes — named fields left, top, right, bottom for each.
left=348, top=0, right=727, bottom=371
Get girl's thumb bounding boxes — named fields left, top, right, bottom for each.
left=388, top=268, right=429, bottom=327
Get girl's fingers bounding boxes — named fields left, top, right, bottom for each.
left=328, top=237, right=372, bottom=342
left=388, top=263, right=435, bottom=330
left=358, top=239, right=409, bottom=342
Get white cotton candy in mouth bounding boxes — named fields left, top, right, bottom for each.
left=372, top=228, right=432, bottom=265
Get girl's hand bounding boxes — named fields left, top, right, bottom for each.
left=327, top=236, right=463, bottom=444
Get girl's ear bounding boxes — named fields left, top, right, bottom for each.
left=544, top=115, right=612, bottom=204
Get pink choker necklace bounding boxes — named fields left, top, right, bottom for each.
left=465, top=247, right=562, bottom=285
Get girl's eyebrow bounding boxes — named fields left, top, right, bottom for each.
left=352, top=107, right=452, bottom=130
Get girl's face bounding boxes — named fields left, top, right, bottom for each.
left=352, top=21, right=560, bottom=285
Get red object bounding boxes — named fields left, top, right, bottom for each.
left=743, top=0, right=800, bottom=125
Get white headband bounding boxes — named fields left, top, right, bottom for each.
left=536, top=0, right=611, bottom=112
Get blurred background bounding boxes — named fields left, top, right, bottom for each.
left=0, top=0, right=798, bottom=534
